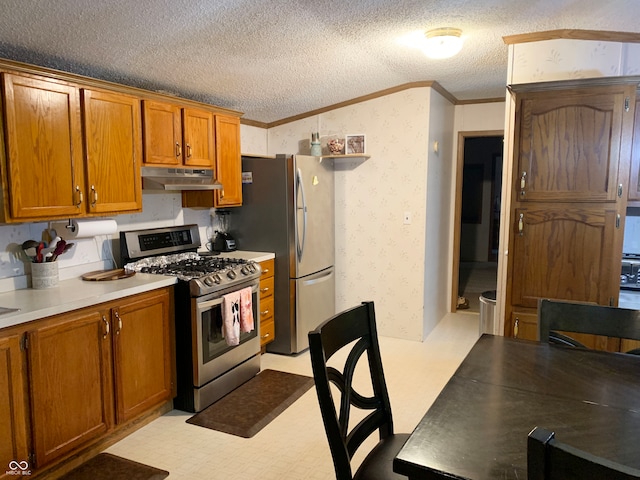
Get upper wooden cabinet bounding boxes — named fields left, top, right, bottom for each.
left=0, top=72, right=143, bottom=222
left=514, top=84, right=636, bottom=203
left=214, top=114, right=242, bottom=207
left=628, top=95, right=640, bottom=201
left=181, top=114, right=243, bottom=208
left=2, top=73, right=85, bottom=220
left=142, top=100, right=215, bottom=168
left=81, top=88, right=142, bottom=214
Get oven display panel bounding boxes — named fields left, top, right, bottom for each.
left=138, top=230, right=193, bottom=251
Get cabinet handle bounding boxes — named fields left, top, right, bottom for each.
left=518, top=213, right=524, bottom=236
left=115, top=311, right=122, bottom=335
left=75, top=186, right=83, bottom=207
left=260, top=287, right=270, bottom=293
left=261, top=333, right=271, bottom=339
left=102, top=315, right=109, bottom=339
left=262, top=269, right=269, bottom=274
left=220, top=189, right=225, bottom=199
left=520, top=171, right=527, bottom=196
left=186, top=144, right=192, bottom=158
left=175, top=142, right=182, bottom=158
left=91, top=185, right=98, bottom=207
left=260, top=309, right=270, bottom=316
left=514, top=317, right=519, bottom=338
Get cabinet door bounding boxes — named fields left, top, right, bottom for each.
left=142, top=100, right=182, bottom=166
left=183, top=107, right=214, bottom=167
left=0, top=334, right=28, bottom=478
left=511, top=205, right=619, bottom=309
left=82, top=89, right=142, bottom=213
left=515, top=86, right=634, bottom=202
left=112, top=289, right=172, bottom=424
left=214, top=114, right=242, bottom=207
left=628, top=96, right=640, bottom=201
left=2, top=73, right=85, bottom=219
left=28, top=310, right=113, bottom=467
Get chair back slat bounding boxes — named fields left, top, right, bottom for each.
left=538, top=299, right=640, bottom=353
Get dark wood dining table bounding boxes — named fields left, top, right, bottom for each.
left=393, top=334, right=640, bottom=480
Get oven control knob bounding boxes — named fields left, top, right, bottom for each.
left=241, top=266, right=249, bottom=275
left=227, top=270, right=236, bottom=280
left=213, top=274, right=222, bottom=284
left=203, top=276, right=214, bottom=286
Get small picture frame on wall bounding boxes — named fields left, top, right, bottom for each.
left=345, top=134, right=365, bottom=154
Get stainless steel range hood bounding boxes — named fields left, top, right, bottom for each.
left=141, top=166, right=223, bottom=191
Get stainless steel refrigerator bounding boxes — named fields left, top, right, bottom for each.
left=231, top=154, right=335, bottom=354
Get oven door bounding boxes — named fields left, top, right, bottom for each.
left=193, top=283, right=260, bottom=388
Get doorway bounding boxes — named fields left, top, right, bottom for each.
left=451, top=132, right=504, bottom=313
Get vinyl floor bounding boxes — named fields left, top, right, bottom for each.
left=106, top=312, right=480, bottom=479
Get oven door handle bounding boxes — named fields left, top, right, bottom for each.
left=197, top=297, right=224, bottom=313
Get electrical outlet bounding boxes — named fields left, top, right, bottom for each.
left=403, top=211, right=412, bottom=225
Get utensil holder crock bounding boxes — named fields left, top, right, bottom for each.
left=31, top=262, right=59, bottom=289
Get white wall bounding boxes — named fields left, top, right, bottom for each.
left=267, top=88, right=436, bottom=341
left=423, top=91, right=455, bottom=336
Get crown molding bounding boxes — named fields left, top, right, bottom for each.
left=503, top=29, right=640, bottom=45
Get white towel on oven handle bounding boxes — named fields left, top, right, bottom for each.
left=222, top=291, right=241, bottom=346
left=240, top=287, right=254, bottom=333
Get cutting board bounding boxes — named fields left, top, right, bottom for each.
left=81, top=269, right=135, bottom=281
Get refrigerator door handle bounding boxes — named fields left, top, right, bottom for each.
left=301, top=268, right=333, bottom=286
left=296, top=167, right=308, bottom=261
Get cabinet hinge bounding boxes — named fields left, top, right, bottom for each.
left=625, top=96, right=631, bottom=112
left=616, top=214, right=621, bottom=229
left=20, top=333, right=28, bottom=351
left=610, top=297, right=615, bottom=307
left=28, top=452, right=36, bottom=467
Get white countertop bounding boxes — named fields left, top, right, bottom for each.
left=0, top=250, right=274, bottom=331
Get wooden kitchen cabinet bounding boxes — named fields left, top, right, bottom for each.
left=510, top=204, right=620, bottom=310
left=0, top=334, right=29, bottom=479
left=26, top=288, right=173, bottom=468
left=142, top=99, right=215, bottom=168
left=28, top=308, right=114, bottom=467
left=214, top=114, right=243, bottom=207
left=111, top=288, right=173, bottom=423
left=628, top=95, right=640, bottom=201
left=1, top=72, right=85, bottom=220
left=258, top=258, right=275, bottom=349
left=81, top=88, right=143, bottom=214
left=515, top=84, right=634, bottom=203
left=181, top=114, right=242, bottom=208
left=505, top=80, right=636, bottom=339
left=0, top=72, right=143, bottom=222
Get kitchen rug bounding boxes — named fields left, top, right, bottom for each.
left=62, top=453, right=169, bottom=480
left=186, top=369, right=314, bottom=438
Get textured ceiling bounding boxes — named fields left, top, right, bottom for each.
left=0, top=0, right=638, bottom=124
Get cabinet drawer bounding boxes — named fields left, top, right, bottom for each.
left=259, top=276, right=274, bottom=300
left=260, top=319, right=275, bottom=346
left=259, top=296, right=274, bottom=323
left=259, top=259, right=274, bottom=279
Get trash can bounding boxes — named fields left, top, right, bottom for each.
left=479, top=290, right=496, bottom=335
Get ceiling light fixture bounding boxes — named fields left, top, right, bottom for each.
left=423, top=27, right=463, bottom=59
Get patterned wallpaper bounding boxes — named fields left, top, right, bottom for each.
left=264, top=88, right=448, bottom=341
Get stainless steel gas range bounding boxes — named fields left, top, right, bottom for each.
left=121, top=224, right=262, bottom=412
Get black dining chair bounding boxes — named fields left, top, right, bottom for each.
left=538, top=299, right=640, bottom=354
left=308, top=301, right=410, bottom=480
left=528, top=427, right=640, bottom=480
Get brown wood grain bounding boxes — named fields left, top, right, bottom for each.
left=182, top=107, right=215, bottom=168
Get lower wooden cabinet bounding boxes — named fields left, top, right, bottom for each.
left=509, top=311, right=538, bottom=341
left=0, top=334, right=29, bottom=480
left=1, top=287, right=174, bottom=471
left=259, top=259, right=275, bottom=349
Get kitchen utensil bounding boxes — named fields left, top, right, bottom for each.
left=21, top=240, right=39, bottom=251
left=49, top=240, right=67, bottom=262
left=36, top=243, right=44, bottom=263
